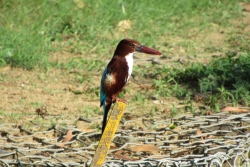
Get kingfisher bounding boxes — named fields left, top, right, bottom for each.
left=100, top=39, right=162, bottom=133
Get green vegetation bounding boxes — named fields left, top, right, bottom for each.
left=154, top=52, right=250, bottom=110
left=0, top=0, right=250, bottom=116
left=0, top=0, right=247, bottom=69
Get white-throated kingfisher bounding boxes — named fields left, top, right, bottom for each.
left=100, top=39, right=162, bottom=133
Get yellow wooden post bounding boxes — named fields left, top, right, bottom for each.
left=90, top=101, right=126, bottom=167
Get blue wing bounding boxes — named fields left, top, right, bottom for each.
left=100, top=67, right=112, bottom=133
left=100, top=67, right=107, bottom=108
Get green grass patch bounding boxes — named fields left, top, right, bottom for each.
left=0, top=0, right=248, bottom=69
left=0, top=28, right=50, bottom=69
left=154, top=51, right=250, bottom=110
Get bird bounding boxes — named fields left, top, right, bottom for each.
left=100, top=39, right=162, bottom=133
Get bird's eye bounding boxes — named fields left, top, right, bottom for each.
left=129, top=43, right=135, bottom=48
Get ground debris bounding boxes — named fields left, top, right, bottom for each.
left=0, top=112, right=250, bottom=166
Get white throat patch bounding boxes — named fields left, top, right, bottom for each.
left=125, top=52, right=134, bottom=82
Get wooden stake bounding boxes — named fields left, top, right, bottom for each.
left=90, top=101, right=126, bottom=167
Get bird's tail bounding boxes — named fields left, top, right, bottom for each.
left=102, top=101, right=112, bottom=133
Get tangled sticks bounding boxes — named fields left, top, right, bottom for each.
left=0, top=112, right=250, bottom=167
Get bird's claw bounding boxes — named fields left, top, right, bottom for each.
left=115, top=97, right=127, bottom=104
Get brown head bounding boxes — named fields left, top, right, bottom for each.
left=114, top=39, right=162, bottom=57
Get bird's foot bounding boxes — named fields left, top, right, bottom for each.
left=115, top=97, right=127, bottom=104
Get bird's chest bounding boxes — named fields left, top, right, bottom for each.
left=104, top=53, right=134, bottom=86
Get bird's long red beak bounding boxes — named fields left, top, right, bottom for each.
left=136, top=45, right=162, bottom=55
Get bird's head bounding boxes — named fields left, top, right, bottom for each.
left=114, top=39, right=162, bottom=56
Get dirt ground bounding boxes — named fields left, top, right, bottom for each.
left=0, top=3, right=250, bottom=131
